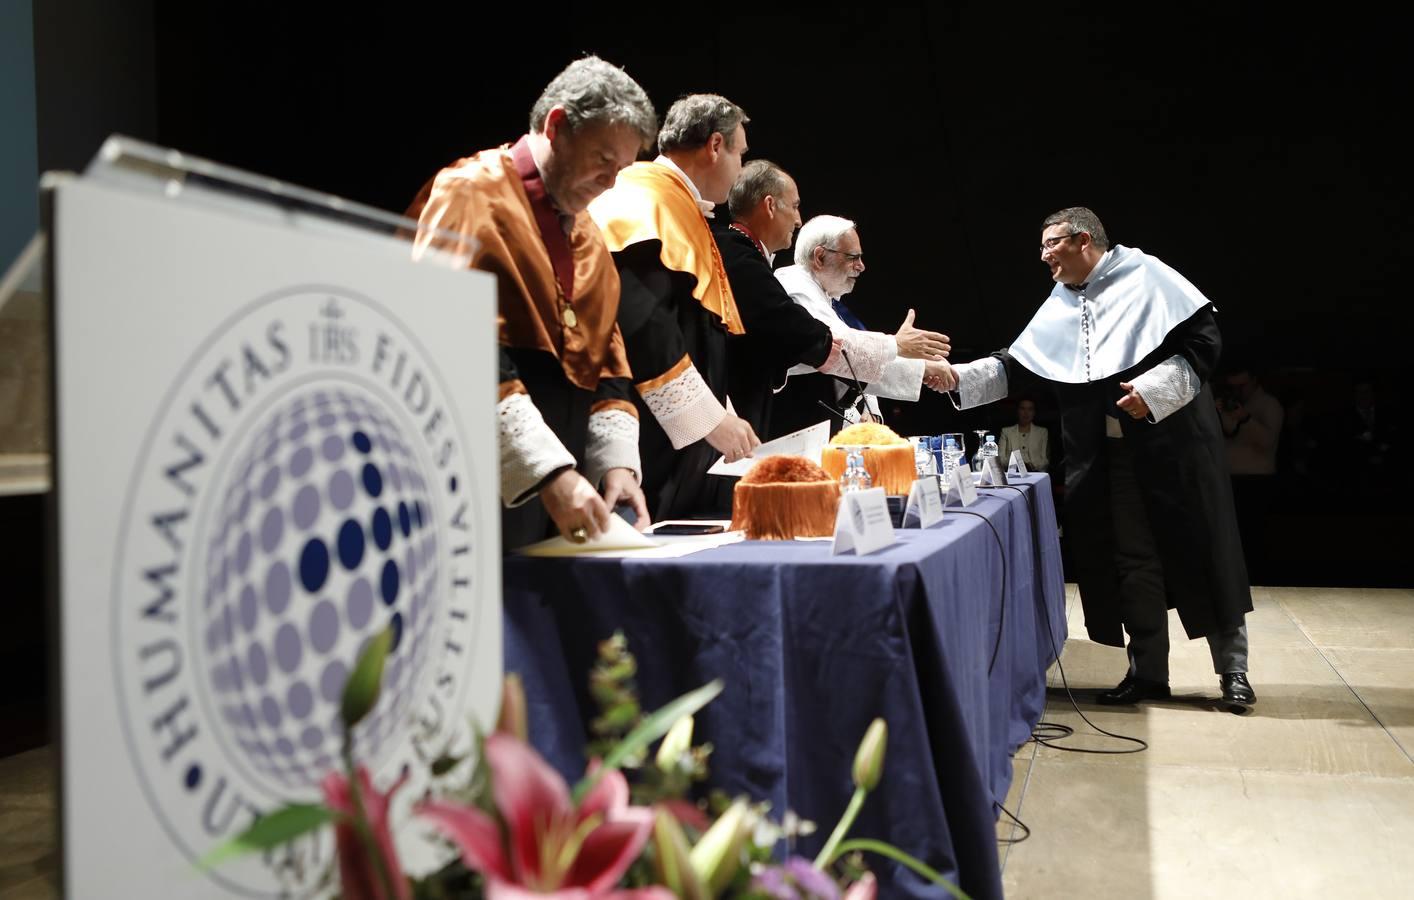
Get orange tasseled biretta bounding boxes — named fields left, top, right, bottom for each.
left=730, top=455, right=840, bottom=540
left=821, top=422, right=916, bottom=495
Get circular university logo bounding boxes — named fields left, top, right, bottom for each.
left=112, top=288, right=486, bottom=896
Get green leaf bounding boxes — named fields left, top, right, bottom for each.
left=430, top=754, right=465, bottom=777
left=341, top=627, right=393, bottom=730
left=828, top=838, right=974, bottom=900
left=198, top=804, right=334, bottom=870
left=572, top=679, right=724, bottom=805
left=593, top=700, right=641, bottom=732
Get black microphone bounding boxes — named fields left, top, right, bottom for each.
left=817, top=400, right=849, bottom=422
left=839, top=348, right=872, bottom=421
left=840, top=348, right=867, bottom=400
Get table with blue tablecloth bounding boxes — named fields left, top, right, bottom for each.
left=504, top=472, right=1067, bottom=900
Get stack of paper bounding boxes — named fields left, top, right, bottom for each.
left=707, top=420, right=831, bottom=477
left=517, top=513, right=659, bottom=557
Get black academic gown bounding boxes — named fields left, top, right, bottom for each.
left=768, top=372, right=862, bottom=440
left=498, top=347, right=635, bottom=548
left=614, top=241, right=732, bottom=519
left=714, top=225, right=834, bottom=437
left=1000, top=305, right=1252, bottom=646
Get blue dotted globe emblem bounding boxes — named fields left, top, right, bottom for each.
left=200, top=388, right=439, bottom=790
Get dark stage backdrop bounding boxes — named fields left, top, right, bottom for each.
left=143, top=4, right=1410, bottom=378
left=23, top=0, right=1414, bottom=584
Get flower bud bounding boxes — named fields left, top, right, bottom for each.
left=652, top=807, right=708, bottom=900
left=851, top=718, right=888, bottom=792
left=690, top=798, right=755, bottom=895
left=340, top=628, right=392, bottom=731
left=843, top=872, right=878, bottom=900
left=496, top=673, right=528, bottom=742
left=656, top=715, right=695, bottom=772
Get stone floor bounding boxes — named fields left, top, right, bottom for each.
left=3, top=586, right=1411, bottom=898
left=0, top=743, right=54, bottom=899
left=999, top=585, right=1414, bottom=898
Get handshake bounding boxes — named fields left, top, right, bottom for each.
left=922, top=359, right=958, bottom=393
left=892, top=308, right=958, bottom=393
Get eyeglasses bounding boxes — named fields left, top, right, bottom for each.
left=821, top=247, right=864, bottom=263
left=1040, top=232, right=1081, bottom=252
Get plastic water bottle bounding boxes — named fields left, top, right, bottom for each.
left=914, top=438, right=935, bottom=476
left=853, top=449, right=873, bottom=491
left=980, top=434, right=1000, bottom=472
left=942, top=437, right=961, bottom=485
left=840, top=448, right=872, bottom=493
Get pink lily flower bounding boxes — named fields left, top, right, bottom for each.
left=321, top=765, right=412, bottom=900
left=418, top=733, right=670, bottom=899
left=659, top=798, right=712, bottom=833
left=842, top=873, right=878, bottom=900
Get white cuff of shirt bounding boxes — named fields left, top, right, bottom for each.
left=498, top=391, right=577, bottom=507
left=950, top=357, right=1009, bottom=409
left=822, top=330, right=896, bottom=383
left=637, top=359, right=727, bottom=449
left=868, top=356, right=925, bottom=402
left=584, top=408, right=642, bottom=489
left=1130, top=354, right=1199, bottom=423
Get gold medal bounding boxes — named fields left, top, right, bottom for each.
left=562, top=306, right=577, bottom=328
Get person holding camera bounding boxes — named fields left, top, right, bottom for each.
left=1218, top=366, right=1283, bottom=581
left=1218, top=366, right=1283, bottom=475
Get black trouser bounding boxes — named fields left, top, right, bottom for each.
left=1109, top=437, right=1248, bottom=682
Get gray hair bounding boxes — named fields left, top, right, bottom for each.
left=658, top=94, right=749, bottom=153
left=1041, top=207, right=1110, bottom=250
left=727, top=159, right=788, bottom=218
left=795, top=214, right=858, bottom=268
left=528, top=56, right=658, bottom=150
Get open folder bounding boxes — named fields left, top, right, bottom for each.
left=517, top=512, right=660, bottom=557
left=707, top=420, right=831, bottom=478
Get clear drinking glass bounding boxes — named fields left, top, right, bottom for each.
left=972, top=429, right=989, bottom=472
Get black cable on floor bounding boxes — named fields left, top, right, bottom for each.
left=978, top=481, right=1149, bottom=755
left=1031, top=654, right=1149, bottom=755
left=994, top=799, right=1032, bottom=845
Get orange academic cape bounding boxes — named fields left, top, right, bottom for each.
left=589, top=162, right=743, bottom=338
left=406, top=145, right=632, bottom=393
left=587, top=161, right=747, bottom=518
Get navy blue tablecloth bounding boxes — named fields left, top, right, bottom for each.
left=503, top=473, right=1066, bottom=900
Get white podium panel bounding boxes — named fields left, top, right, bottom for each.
left=52, top=167, right=500, bottom=896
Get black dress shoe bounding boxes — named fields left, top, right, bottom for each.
left=1097, top=675, right=1171, bottom=705
left=1221, top=672, right=1256, bottom=705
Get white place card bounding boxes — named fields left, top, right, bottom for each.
left=946, top=466, right=978, bottom=506
left=1008, top=450, right=1029, bottom=474
left=981, top=456, right=1009, bottom=486
left=832, top=487, right=896, bottom=555
left=904, top=476, right=945, bottom=528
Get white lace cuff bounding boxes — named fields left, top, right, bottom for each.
left=867, top=356, right=925, bottom=402
left=637, top=357, right=727, bottom=449
left=585, top=408, right=642, bottom=488
left=1129, top=354, right=1199, bottom=423
left=498, top=391, right=577, bottom=507
left=951, top=357, right=1009, bottom=410
left=823, top=330, right=896, bottom=383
